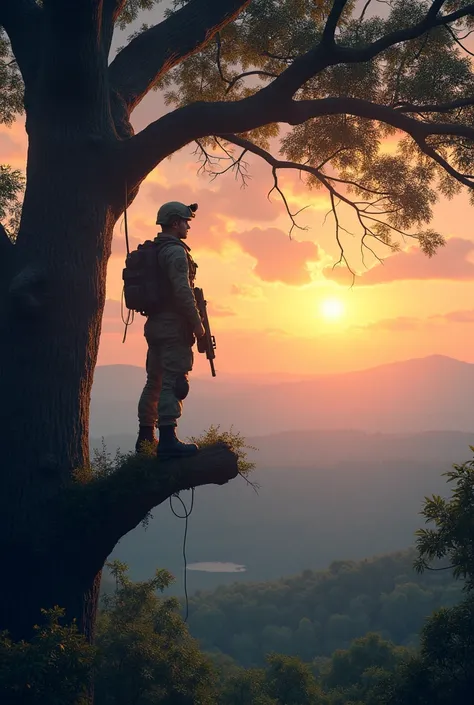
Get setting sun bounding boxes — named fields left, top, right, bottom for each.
left=320, top=298, right=345, bottom=321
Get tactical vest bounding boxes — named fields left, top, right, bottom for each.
left=122, top=238, right=196, bottom=316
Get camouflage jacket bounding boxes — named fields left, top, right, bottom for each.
left=153, top=234, right=201, bottom=329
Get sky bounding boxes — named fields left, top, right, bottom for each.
left=4, top=3, right=474, bottom=378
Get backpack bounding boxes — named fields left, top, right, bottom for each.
left=122, top=240, right=170, bottom=316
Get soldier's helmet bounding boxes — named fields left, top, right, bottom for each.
left=156, top=202, right=198, bottom=225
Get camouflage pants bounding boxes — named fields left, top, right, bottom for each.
left=138, top=316, right=194, bottom=427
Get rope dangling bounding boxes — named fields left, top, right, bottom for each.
left=121, top=182, right=134, bottom=344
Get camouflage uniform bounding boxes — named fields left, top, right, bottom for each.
left=138, top=235, right=201, bottom=428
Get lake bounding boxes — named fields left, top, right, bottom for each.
left=187, top=562, right=247, bottom=573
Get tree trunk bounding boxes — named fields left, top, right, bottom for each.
left=0, top=134, right=117, bottom=641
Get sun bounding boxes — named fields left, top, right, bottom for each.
left=320, top=298, right=345, bottom=321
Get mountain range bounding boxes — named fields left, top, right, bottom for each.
left=91, top=354, right=474, bottom=438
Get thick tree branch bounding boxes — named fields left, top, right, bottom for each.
left=109, top=0, right=251, bottom=112
left=0, top=0, right=42, bottom=86
left=265, top=2, right=474, bottom=100
left=102, top=0, right=127, bottom=58
left=322, top=0, right=350, bottom=44
left=426, top=0, right=447, bottom=22
left=287, top=97, right=474, bottom=141
left=119, top=91, right=474, bottom=192
left=67, top=443, right=239, bottom=573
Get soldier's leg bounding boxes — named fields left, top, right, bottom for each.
left=157, top=341, right=198, bottom=457
left=136, top=345, right=162, bottom=451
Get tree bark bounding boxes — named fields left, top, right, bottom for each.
left=0, top=138, right=115, bottom=640
left=109, top=0, right=251, bottom=111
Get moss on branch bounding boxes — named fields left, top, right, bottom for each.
left=62, top=442, right=239, bottom=572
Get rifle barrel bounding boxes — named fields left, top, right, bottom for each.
left=210, top=358, right=216, bottom=377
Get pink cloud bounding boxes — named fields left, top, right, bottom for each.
left=441, top=309, right=474, bottom=323
left=358, top=308, right=474, bottom=333
left=324, top=238, right=474, bottom=285
left=231, top=283, right=264, bottom=299
left=231, top=227, right=321, bottom=285
left=359, top=316, right=422, bottom=332
left=206, top=301, right=236, bottom=317
left=146, top=167, right=278, bottom=218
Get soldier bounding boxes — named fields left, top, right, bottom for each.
left=136, top=201, right=205, bottom=457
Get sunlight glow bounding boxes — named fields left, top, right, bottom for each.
left=320, top=298, right=345, bottom=321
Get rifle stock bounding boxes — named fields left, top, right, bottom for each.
left=194, top=287, right=216, bottom=377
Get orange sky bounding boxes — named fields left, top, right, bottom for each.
left=3, top=43, right=474, bottom=378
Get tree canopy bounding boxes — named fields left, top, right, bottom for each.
left=2, top=0, right=474, bottom=270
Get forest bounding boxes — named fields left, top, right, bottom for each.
left=185, top=550, right=463, bottom=666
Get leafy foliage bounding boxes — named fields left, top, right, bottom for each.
left=0, top=29, right=23, bottom=124
left=0, top=164, right=24, bottom=239
left=0, top=30, right=24, bottom=237
left=414, top=452, right=474, bottom=589
left=95, top=561, right=216, bottom=705
left=73, top=439, right=133, bottom=484
left=0, top=607, right=94, bottom=705
left=116, top=0, right=162, bottom=30
left=189, top=425, right=257, bottom=477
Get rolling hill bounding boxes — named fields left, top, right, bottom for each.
left=91, top=354, right=474, bottom=438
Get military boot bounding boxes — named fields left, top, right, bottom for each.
left=157, top=425, right=199, bottom=459
left=135, top=425, right=157, bottom=453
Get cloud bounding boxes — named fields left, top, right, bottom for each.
left=231, top=227, right=321, bottom=285
left=143, top=162, right=281, bottom=243
left=231, top=283, right=265, bottom=299
left=206, top=301, right=236, bottom=317
left=324, top=238, right=474, bottom=285
left=440, top=309, right=474, bottom=323
left=358, top=316, right=422, bottom=332
left=357, top=308, right=474, bottom=333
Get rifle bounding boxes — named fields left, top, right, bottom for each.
left=194, top=287, right=216, bottom=377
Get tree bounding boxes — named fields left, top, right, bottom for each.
left=366, top=454, right=474, bottom=705
left=219, top=654, right=327, bottom=705
left=264, top=653, right=326, bottom=705
left=94, top=561, right=217, bottom=705
left=2, top=0, right=474, bottom=649
left=0, top=28, right=25, bottom=237
left=321, top=633, right=408, bottom=704
left=0, top=607, right=94, bottom=705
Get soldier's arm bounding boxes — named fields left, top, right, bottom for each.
left=162, top=246, right=202, bottom=328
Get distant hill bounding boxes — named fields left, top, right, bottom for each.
left=96, top=428, right=474, bottom=593
left=91, top=355, right=474, bottom=437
